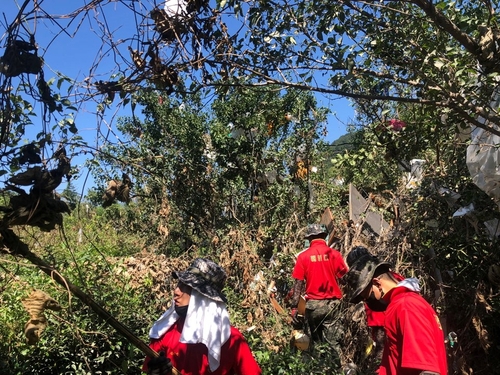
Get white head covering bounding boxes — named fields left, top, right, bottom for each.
left=396, top=277, right=421, bottom=293
left=149, top=289, right=231, bottom=372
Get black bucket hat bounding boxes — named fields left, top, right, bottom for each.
left=173, top=258, right=227, bottom=303
left=345, top=252, right=391, bottom=304
left=346, top=246, right=370, bottom=267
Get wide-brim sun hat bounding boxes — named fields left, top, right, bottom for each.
left=346, top=246, right=370, bottom=267
left=173, top=258, right=227, bottom=303
left=345, top=253, right=391, bottom=304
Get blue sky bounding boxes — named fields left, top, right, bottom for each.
left=1, top=1, right=354, bottom=195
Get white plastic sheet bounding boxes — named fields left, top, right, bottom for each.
left=452, top=203, right=474, bottom=218
left=164, top=0, right=188, bottom=16
left=466, top=86, right=500, bottom=208
left=406, top=159, right=426, bottom=189
left=484, top=218, right=500, bottom=239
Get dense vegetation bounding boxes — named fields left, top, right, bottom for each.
left=1, top=0, right=500, bottom=374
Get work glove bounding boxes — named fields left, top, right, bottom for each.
left=148, top=351, right=173, bottom=375
left=291, top=308, right=303, bottom=326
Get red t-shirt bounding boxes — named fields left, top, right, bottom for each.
left=143, top=320, right=262, bottom=375
left=292, top=239, right=348, bottom=300
left=379, top=286, right=448, bottom=375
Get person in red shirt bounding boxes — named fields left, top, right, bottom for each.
left=346, top=246, right=405, bottom=364
left=344, top=250, right=448, bottom=375
left=143, top=258, right=262, bottom=375
left=289, top=224, right=348, bottom=363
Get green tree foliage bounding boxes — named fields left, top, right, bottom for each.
left=219, top=0, right=499, bottom=135
left=1, top=1, right=500, bottom=374
left=60, top=181, right=81, bottom=210
left=3, top=1, right=498, bottom=144
left=92, top=87, right=331, bottom=254
left=0, top=210, right=158, bottom=375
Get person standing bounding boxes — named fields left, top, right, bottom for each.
left=143, top=258, right=262, bottom=375
left=344, top=249, right=448, bottom=375
left=289, top=224, right=348, bottom=363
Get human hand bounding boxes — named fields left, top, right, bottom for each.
left=148, top=351, right=172, bottom=375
